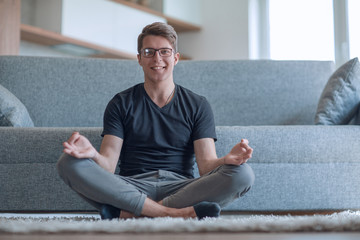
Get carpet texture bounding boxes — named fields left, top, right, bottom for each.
left=1, top=211, right=360, bottom=233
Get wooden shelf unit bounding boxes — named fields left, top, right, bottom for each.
left=110, top=0, right=201, bottom=32
left=21, top=24, right=137, bottom=59
left=19, top=1, right=200, bottom=59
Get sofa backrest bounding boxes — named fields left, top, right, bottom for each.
left=175, top=60, right=334, bottom=126
left=0, top=56, right=142, bottom=127
left=0, top=56, right=334, bottom=127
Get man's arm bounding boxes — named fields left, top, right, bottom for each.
left=63, top=132, right=123, bottom=173
left=194, top=138, right=253, bottom=176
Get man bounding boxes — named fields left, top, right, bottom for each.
left=57, top=22, right=254, bottom=220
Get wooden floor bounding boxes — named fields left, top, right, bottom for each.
left=1, top=233, right=360, bottom=240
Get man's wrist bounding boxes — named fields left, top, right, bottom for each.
left=92, top=151, right=100, bottom=161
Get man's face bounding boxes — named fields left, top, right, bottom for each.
left=137, top=35, right=179, bottom=84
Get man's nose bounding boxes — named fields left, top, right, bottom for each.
left=153, top=51, right=162, bottom=60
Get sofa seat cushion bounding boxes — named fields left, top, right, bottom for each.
left=0, top=84, right=34, bottom=127
left=315, top=57, right=360, bottom=125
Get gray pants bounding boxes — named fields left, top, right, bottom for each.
left=57, top=153, right=255, bottom=216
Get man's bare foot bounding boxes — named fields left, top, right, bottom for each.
left=119, top=210, right=140, bottom=219
left=141, top=199, right=220, bottom=219
left=100, top=200, right=221, bottom=220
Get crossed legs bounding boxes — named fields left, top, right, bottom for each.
left=57, top=153, right=254, bottom=219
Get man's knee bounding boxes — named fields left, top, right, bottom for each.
left=57, top=153, right=74, bottom=182
left=56, top=153, right=90, bottom=182
left=222, top=163, right=255, bottom=194
left=57, top=153, right=74, bottom=175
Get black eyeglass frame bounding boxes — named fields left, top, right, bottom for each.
left=139, top=48, right=175, bottom=58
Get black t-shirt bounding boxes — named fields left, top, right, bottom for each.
left=101, top=83, right=216, bottom=178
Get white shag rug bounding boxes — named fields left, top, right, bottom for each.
left=1, top=211, right=360, bottom=234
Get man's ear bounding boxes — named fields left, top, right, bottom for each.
left=137, top=54, right=142, bottom=66
left=174, top=52, right=180, bottom=65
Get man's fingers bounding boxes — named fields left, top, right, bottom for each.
left=240, top=139, right=250, bottom=148
left=63, top=147, right=73, bottom=155
left=239, top=144, right=251, bottom=153
left=63, top=149, right=70, bottom=154
left=240, top=139, right=253, bottom=152
left=63, top=141, right=70, bottom=148
left=63, top=147, right=83, bottom=159
left=241, top=139, right=249, bottom=144
left=63, top=141, right=75, bottom=151
left=67, top=132, right=80, bottom=145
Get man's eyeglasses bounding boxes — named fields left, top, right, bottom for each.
left=140, top=48, right=174, bottom=58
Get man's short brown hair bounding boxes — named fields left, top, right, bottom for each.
left=137, top=22, right=178, bottom=54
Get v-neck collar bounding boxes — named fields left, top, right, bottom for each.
left=142, top=83, right=177, bottom=110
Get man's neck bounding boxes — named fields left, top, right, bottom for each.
left=144, top=81, right=175, bottom=108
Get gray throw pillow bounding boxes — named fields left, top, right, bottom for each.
left=0, top=84, right=34, bottom=127
left=355, top=107, right=360, bottom=124
left=315, top=57, right=360, bottom=125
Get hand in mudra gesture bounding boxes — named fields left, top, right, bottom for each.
left=224, top=139, right=253, bottom=165
left=63, top=132, right=97, bottom=159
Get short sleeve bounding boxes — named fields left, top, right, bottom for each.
left=101, top=95, right=125, bottom=139
left=192, top=97, right=217, bottom=142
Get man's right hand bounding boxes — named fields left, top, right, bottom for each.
left=63, top=132, right=98, bottom=159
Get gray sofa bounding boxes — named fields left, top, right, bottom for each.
left=1, top=55, right=360, bottom=213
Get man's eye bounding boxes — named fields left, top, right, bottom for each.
left=145, top=49, right=154, bottom=55
left=160, top=49, right=171, bottom=54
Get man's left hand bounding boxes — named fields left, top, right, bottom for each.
left=224, top=139, right=253, bottom=165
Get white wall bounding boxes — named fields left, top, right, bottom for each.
left=34, top=0, right=63, bottom=33
left=163, top=0, right=202, bottom=26
left=178, top=0, right=250, bottom=60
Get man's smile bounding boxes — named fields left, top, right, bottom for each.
left=151, top=66, right=166, bottom=70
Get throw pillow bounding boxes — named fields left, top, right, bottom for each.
left=0, top=84, right=34, bottom=127
left=315, top=57, right=360, bottom=125
left=355, top=106, right=360, bottom=124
